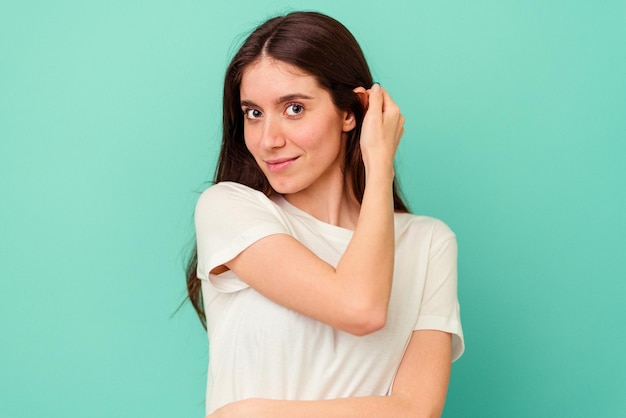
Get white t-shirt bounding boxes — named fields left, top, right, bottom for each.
left=195, top=181, right=464, bottom=414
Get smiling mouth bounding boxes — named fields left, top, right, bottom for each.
left=265, top=157, right=298, bottom=173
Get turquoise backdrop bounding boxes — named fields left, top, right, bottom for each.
left=1, top=1, right=624, bottom=417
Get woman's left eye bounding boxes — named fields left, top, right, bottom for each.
left=285, top=103, right=304, bottom=116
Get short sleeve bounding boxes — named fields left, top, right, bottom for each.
left=194, top=182, right=290, bottom=292
left=414, top=221, right=465, bottom=361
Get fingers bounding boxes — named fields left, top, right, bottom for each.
left=355, top=83, right=404, bottom=134
left=372, top=84, right=404, bottom=136
left=359, top=84, right=401, bottom=120
left=359, top=83, right=404, bottom=134
left=380, top=87, right=400, bottom=115
left=357, top=83, right=405, bottom=175
left=367, top=83, right=383, bottom=118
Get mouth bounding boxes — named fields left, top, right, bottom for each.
left=265, top=157, right=299, bottom=173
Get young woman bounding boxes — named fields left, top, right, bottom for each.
left=186, top=11, right=464, bottom=417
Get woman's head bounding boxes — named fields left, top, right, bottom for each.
left=216, top=11, right=374, bottom=202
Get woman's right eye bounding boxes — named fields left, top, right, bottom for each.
left=244, top=108, right=262, bottom=120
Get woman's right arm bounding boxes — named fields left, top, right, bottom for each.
left=223, top=85, right=404, bottom=336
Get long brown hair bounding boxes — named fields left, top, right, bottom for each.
left=186, top=11, right=409, bottom=328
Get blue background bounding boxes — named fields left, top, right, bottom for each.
left=1, top=1, right=625, bottom=417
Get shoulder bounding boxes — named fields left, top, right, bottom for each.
left=196, top=181, right=272, bottom=213
left=195, top=182, right=289, bottom=233
left=394, top=213, right=456, bottom=247
left=195, top=182, right=278, bottom=227
left=197, top=181, right=266, bottom=205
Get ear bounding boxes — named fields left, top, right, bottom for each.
left=342, top=110, right=357, bottom=132
left=353, top=86, right=369, bottom=110
left=342, top=87, right=368, bottom=132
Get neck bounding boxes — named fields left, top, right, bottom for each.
left=282, top=176, right=360, bottom=230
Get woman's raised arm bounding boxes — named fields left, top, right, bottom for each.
left=221, top=85, right=404, bottom=336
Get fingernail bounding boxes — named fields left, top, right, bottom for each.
left=372, top=82, right=381, bottom=91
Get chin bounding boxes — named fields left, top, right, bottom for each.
left=267, top=179, right=306, bottom=196
left=269, top=185, right=299, bottom=195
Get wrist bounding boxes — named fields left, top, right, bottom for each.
left=364, top=165, right=395, bottom=189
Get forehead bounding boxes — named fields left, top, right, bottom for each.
left=240, top=58, right=322, bottom=99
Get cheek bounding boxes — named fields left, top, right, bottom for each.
left=292, top=118, right=341, bottom=150
left=288, top=126, right=317, bottom=149
left=305, top=122, right=344, bottom=155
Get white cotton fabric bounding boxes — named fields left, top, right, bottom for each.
left=195, top=181, right=464, bottom=414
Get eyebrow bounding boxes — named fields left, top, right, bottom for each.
left=240, top=93, right=314, bottom=108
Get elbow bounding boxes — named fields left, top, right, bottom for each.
left=344, top=304, right=388, bottom=336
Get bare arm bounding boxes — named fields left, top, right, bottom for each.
left=207, top=330, right=453, bottom=418
left=223, top=85, right=404, bottom=335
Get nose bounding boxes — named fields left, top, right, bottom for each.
left=260, top=115, right=286, bottom=149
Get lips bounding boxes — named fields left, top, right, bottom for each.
left=265, top=157, right=299, bottom=173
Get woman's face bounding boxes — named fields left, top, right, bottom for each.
left=240, top=57, right=356, bottom=197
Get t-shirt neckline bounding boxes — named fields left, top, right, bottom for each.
left=272, top=194, right=355, bottom=240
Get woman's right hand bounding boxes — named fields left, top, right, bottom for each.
left=355, top=84, right=405, bottom=180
